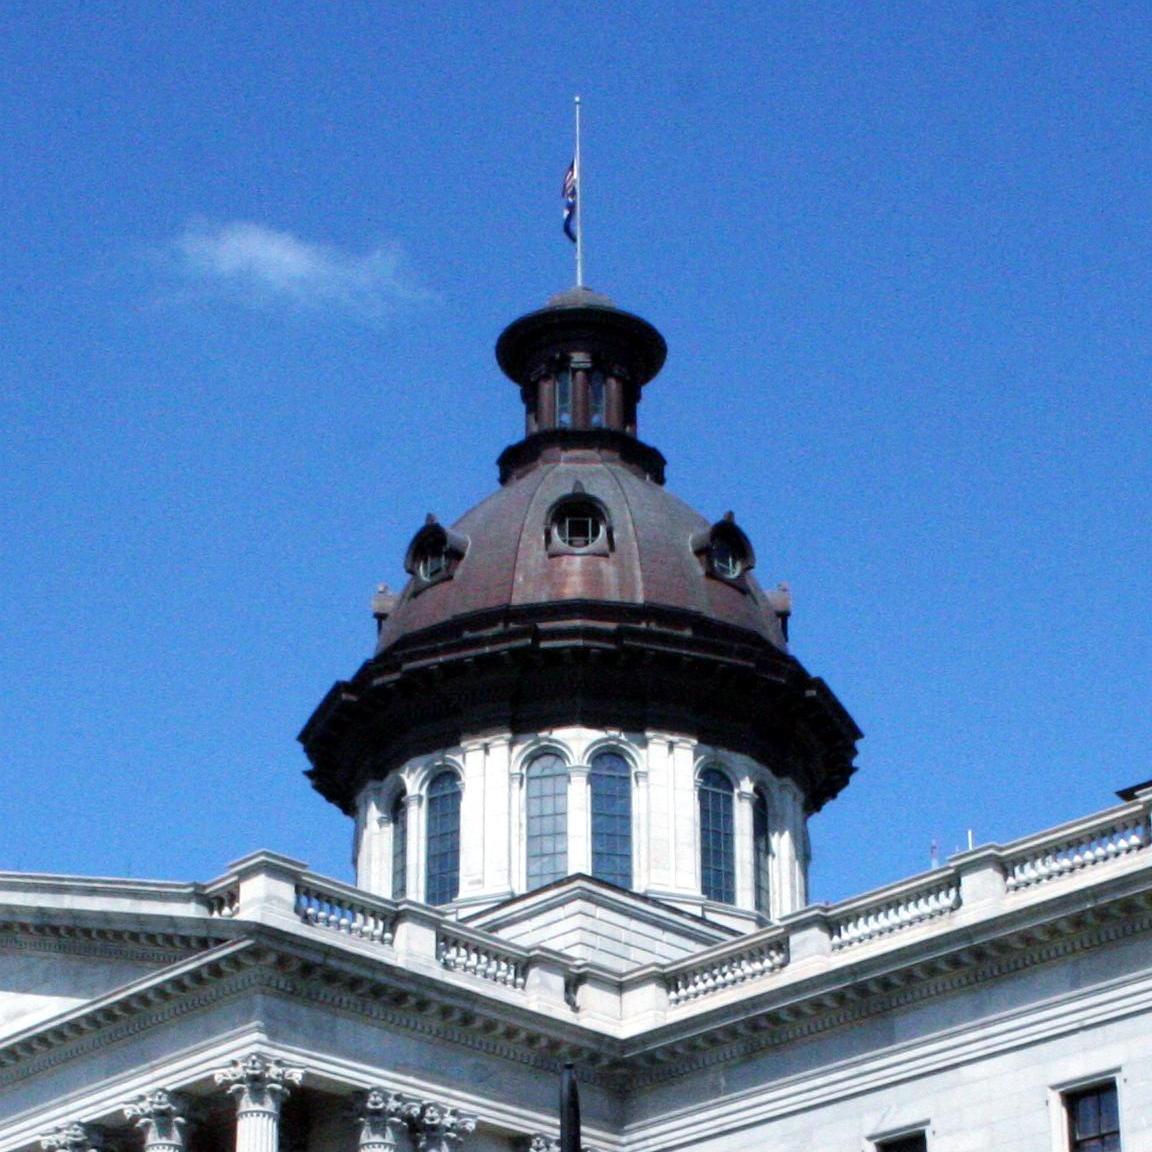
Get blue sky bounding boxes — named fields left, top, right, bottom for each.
left=1, top=3, right=1149, bottom=903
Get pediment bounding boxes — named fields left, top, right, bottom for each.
left=0, top=914, right=227, bottom=1041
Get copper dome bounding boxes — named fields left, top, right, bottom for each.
left=301, top=292, right=860, bottom=815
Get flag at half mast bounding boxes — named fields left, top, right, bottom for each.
left=562, top=160, right=578, bottom=243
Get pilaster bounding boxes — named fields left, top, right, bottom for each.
left=459, top=740, right=487, bottom=895
left=734, top=786, right=756, bottom=910
left=567, top=764, right=591, bottom=875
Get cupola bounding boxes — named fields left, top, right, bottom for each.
left=300, top=289, right=861, bottom=932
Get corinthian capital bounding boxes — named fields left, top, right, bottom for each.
left=214, top=1053, right=305, bottom=1113
left=40, top=1124, right=103, bottom=1152
left=403, top=1100, right=477, bottom=1152
left=355, top=1089, right=409, bottom=1150
left=124, top=1089, right=188, bottom=1149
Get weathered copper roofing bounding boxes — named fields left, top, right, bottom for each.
left=374, top=452, right=784, bottom=653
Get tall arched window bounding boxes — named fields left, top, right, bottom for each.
left=391, top=791, right=408, bottom=900
left=526, top=752, right=568, bottom=890
left=590, top=751, right=632, bottom=889
left=753, top=788, right=770, bottom=916
left=698, top=767, right=735, bottom=904
left=425, top=772, right=460, bottom=905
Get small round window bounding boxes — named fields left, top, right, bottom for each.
left=711, top=537, right=744, bottom=579
left=554, top=501, right=605, bottom=549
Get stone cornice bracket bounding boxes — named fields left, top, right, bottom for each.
left=402, top=1100, right=478, bottom=1152
left=214, top=1053, right=305, bottom=1115
left=39, top=1123, right=103, bottom=1152
left=124, top=1089, right=188, bottom=1152
left=355, top=1088, right=410, bottom=1151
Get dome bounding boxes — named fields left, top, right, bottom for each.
left=375, top=451, right=785, bottom=654
left=301, top=291, right=860, bottom=823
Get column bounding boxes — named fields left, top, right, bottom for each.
left=124, top=1090, right=188, bottom=1152
left=403, top=1101, right=477, bottom=1152
left=355, top=1089, right=408, bottom=1152
left=214, top=1054, right=305, bottom=1152
left=570, top=354, right=592, bottom=429
left=40, top=1124, right=103, bottom=1152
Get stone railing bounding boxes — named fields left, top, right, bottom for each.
left=1004, top=807, right=1150, bottom=892
left=436, top=930, right=528, bottom=989
left=829, top=876, right=960, bottom=950
left=294, top=879, right=397, bottom=945
left=203, top=879, right=239, bottom=918
left=665, top=935, right=788, bottom=1005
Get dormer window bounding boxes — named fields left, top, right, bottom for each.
left=403, top=517, right=468, bottom=593
left=692, top=513, right=756, bottom=586
left=418, top=548, right=449, bottom=581
left=547, top=492, right=613, bottom=556
left=710, top=536, right=743, bottom=579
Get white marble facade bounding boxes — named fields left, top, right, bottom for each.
left=2, top=790, right=1151, bottom=1152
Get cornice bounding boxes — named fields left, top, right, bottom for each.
left=3, top=888, right=1152, bottom=1097
left=618, top=890, right=1152, bottom=1086
left=0, top=918, right=227, bottom=966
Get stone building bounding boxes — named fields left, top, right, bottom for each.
left=1, top=290, right=1144, bottom=1152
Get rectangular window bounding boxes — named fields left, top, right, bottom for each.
left=876, top=1134, right=927, bottom=1152
left=1067, top=1082, right=1121, bottom=1152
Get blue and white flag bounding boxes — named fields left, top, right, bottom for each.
left=562, top=160, right=578, bottom=243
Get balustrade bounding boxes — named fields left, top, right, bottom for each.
left=666, top=937, right=788, bottom=1005
left=1005, top=810, right=1149, bottom=891
left=295, top=881, right=396, bottom=944
left=437, top=932, right=527, bottom=988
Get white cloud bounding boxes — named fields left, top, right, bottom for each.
left=168, top=220, right=428, bottom=323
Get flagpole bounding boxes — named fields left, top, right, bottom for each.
left=574, top=95, right=584, bottom=288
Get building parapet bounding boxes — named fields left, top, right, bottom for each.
left=2, top=795, right=1151, bottom=1035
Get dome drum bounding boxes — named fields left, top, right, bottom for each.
left=301, top=601, right=859, bottom=819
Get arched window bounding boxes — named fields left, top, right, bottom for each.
left=425, top=772, right=460, bottom=905
left=698, top=767, right=735, bottom=904
left=753, top=788, right=770, bottom=915
left=526, top=753, right=568, bottom=890
left=390, top=791, right=408, bottom=900
left=590, top=751, right=632, bottom=888
left=556, top=368, right=573, bottom=428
